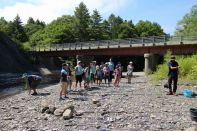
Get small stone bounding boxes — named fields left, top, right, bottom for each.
left=92, top=99, right=100, bottom=104
left=11, top=106, right=19, bottom=109
left=48, top=106, right=56, bottom=114
left=3, top=117, right=14, bottom=120
left=150, top=114, right=156, bottom=118
left=96, top=102, right=101, bottom=107
left=75, top=110, right=83, bottom=116
left=41, top=107, right=49, bottom=113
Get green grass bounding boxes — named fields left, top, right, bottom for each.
left=152, top=51, right=197, bottom=85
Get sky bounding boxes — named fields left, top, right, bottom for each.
left=0, top=0, right=196, bottom=35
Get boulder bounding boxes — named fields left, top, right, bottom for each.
left=54, top=108, right=65, bottom=116
left=63, top=109, right=73, bottom=120
left=185, top=127, right=197, bottom=131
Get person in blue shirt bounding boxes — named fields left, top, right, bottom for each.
left=60, top=63, right=69, bottom=100
left=108, top=58, right=114, bottom=83
left=75, top=61, right=83, bottom=89
left=167, top=56, right=179, bottom=96
left=22, top=73, right=42, bottom=95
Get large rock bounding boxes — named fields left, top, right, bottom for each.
left=63, top=109, right=73, bottom=120
left=54, top=108, right=65, bottom=116
left=185, top=127, right=197, bottom=131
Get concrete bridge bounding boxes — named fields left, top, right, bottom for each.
left=31, top=36, right=197, bottom=73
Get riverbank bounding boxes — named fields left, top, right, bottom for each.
left=0, top=73, right=197, bottom=131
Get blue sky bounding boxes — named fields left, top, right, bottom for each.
left=0, top=0, right=196, bottom=35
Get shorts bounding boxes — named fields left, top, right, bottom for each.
left=29, top=80, right=41, bottom=89
left=76, top=75, right=82, bottom=83
left=60, top=82, right=68, bottom=94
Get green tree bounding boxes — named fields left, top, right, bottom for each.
left=175, top=4, right=197, bottom=36
left=118, top=20, right=137, bottom=38
left=108, top=14, right=123, bottom=39
left=30, top=15, right=75, bottom=45
left=74, top=2, right=90, bottom=41
left=25, top=17, right=45, bottom=40
left=89, top=9, right=102, bottom=40
left=135, top=20, right=165, bottom=37
left=0, top=17, right=9, bottom=34
left=7, top=14, right=28, bottom=42
left=100, top=20, right=111, bottom=40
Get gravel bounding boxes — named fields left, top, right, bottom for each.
left=0, top=73, right=197, bottom=131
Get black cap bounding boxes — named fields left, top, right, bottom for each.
left=62, top=63, right=67, bottom=67
left=171, top=56, right=176, bottom=59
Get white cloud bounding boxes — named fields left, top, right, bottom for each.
left=0, top=0, right=133, bottom=23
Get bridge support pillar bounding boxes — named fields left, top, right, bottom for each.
left=144, top=53, right=152, bottom=74
left=144, top=53, right=160, bottom=74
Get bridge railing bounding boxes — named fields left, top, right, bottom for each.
left=32, top=35, right=197, bottom=52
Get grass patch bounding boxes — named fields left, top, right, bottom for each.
left=152, top=51, right=197, bottom=85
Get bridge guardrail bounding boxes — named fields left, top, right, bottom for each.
left=32, top=35, right=197, bottom=52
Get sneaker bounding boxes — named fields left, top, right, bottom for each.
left=173, top=92, right=178, bottom=96
left=59, top=97, right=65, bottom=100
left=166, top=92, right=173, bottom=95
left=64, top=96, right=69, bottom=99
left=31, top=92, right=38, bottom=96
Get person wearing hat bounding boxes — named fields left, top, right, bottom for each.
left=22, top=73, right=42, bottom=95
left=167, top=55, right=179, bottom=96
left=127, top=61, right=134, bottom=84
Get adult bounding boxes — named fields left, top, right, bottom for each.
left=22, top=73, right=42, bottom=95
left=167, top=56, right=179, bottom=96
left=108, top=58, right=114, bottom=83
left=67, top=63, right=72, bottom=91
left=127, top=61, right=134, bottom=84
left=84, top=64, right=91, bottom=88
left=75, top=61, right=83, bottom=89
left=90, top=62, right=96, bottom=85
left=60, top=63, right=69, bottom=100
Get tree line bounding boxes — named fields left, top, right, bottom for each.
left=0, top=2, right=196, bottom=50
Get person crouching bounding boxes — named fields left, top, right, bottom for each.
left=22, top=73, right=42, bottom=95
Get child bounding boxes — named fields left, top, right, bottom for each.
left=95, top=65, right=102, bottom=86
left=113, top=65, right=121, bottom=87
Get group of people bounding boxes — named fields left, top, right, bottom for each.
left=59, top=58, right=135, bottom=100
left=21, top=55, right=179, bottom=99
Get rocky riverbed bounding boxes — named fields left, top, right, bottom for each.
left=0, top=73, right=197, bottom=131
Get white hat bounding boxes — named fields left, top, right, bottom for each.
left=77, top=61, right=81, bottom=64
left=129, top=61, right=133, bottom=64
left=22, top=73, right=28, bottom=78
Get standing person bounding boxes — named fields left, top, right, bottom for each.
left=100, top=62, right=105, bottom=83
left=167, top=56, right=179, bottom=96
left=127, top=61, right=134, bottom=84
left=22, top=73, right=42, bottom=95
left=108, top=58, right=114, bottom=83
left=84, top=64, right=91, bottom=89
left=113, top=65, right=121, bottom=87
left=90, top=62, right=96, bottom=85
left=67, top=63, right=72, bottom=91
left=103, top=63, right=110, bottom=86
left=75, top=61, right=83, bottom=90
left=95, top=65, right=102, bottom=86
left=60, top=63, right=69, bottom=100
